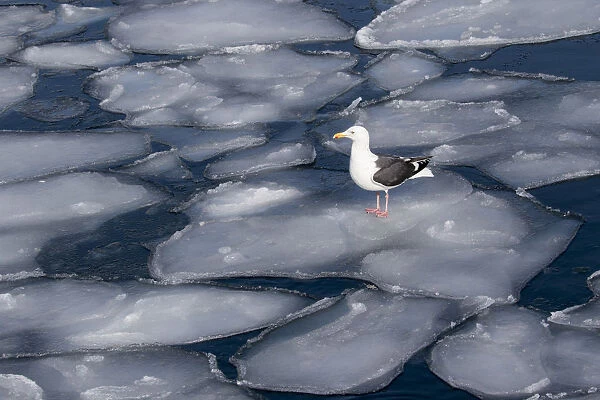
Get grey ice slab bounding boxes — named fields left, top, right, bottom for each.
left=431, top=305, right=600, bottom=399
left=151, top=167, right=579, bottom=304
left=27, top=4, right=119, bottom=43
left=115, top=150, right=192, bottom=182
left=0, top=131, right=149, bottom=184
left=108, top=0, right=354, bottom=54
left=315, top=97, right=520, bottom=150
left=0, top=279, right=313, bottom=357
left=13, top=41, right=131, bottom=70
left=0, top=66, right=37, bottom=114
left=0, top=349, right=256, bottom=400
left=406, top=75, right=600, bottom=188
left=355, top=0, right=600, bottom=61
left=0, top=172, right=165, bottom=280
left=150, top=170, right=471, bottom=281
left=365, top=51, right=446, bottom=92
left=548, top=272, right=600, bottom=330
left=15, top=96, right=89, bottom=122
left=148, top=126, right=268, bottom=162
left=542, top=330, right=600, bottom=392
left=204, top=141, right=316, bottom=179
left=0, top=5, right=54, bottom=38
left=233, top=288, right=491, bottom=394
left=86, top=48, right=362, bottom=127
left=429, top=306, right=552, bottom=399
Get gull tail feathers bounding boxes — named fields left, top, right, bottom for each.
left=409, top=167, right=434, bottom=179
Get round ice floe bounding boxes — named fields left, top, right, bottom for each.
left=548, top=298, right=600, bottom=330
left=407, top=75, right=600, bottom=132
left=150, top=166, right=578, bottom=301
left=184, top=181, right=304, bottom=219
left=0, top=172, right=165, bottom=280
left=87, top=49, right=362, bottom=127
left=0, top=37, right=20, bottom=57
left=0, top=66, right=37, bottom=114
left=204, top=142, right=316, bottom=179
left=363, top=214, right=578, bottom=303
left=0, top=349, right=254, bottom=399
left=108, top=0, right=354, bottom=54
left=150, top=170, right=476, bottom=281
left=355, top=0, right=600, bottom=60
left=116, top=150, right=192, bottom=182
left=421, top=191, right=528, bottom=247
left=0, top=5, right=54, bottom=37
left=27, top=4, right=120, bottom=43
left=0, top=374, right=43, bottom=400
left=0, top=279, right=312, bottom=356
left=317, top=98, right=520, bottom=150
left=13, top=41, right=131, bottom=70
left=430, top=123, right=600, bottom=189
left=429, top=306, right=552, bottom=398
left=150, top=127, right=268, bottom=163
left=404, top=74, right=540, bottom=103
left=234, top=288, right=490, bottom=394
left=365, top=51, right=446, bottom=92
left=542, top=330, right=600, bottom=391
left=487, top=149, right=600, bottom=189
left=0, top=131, right=149, bottom=184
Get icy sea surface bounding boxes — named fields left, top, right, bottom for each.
left=0, top=0, right=599, bottom=399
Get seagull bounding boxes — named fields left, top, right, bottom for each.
left=333, top=125, right=433, bottom=218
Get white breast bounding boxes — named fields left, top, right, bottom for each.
left=348, top=148, right=385, bottom=191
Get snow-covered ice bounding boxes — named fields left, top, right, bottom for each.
left=204, top=141, right=316, bottom=179
left=86, top=48, right=363, bottom=127
left=429, top=306, right=552, bottom=398
left=315, top=97, right=520, bottom=150
left=151, top=168, right=579, bottom=304
left=430, top=305, right=600, bottom=398
left=0, top=173, right=165, bottom=280
left=116, top=150, right=192, bottom=182
left=0, top=37, right=20, bottom=57
left=0, top=374, right=42, bottom=400
left=0, top=131, right=149, bottom=184
left=149, top=126, right=268, bottom=162
left=181, top=180, right=304, bottom=220
left=0, top=349, right=255, bottom=399
left=108, top=0, right=354, bottom=54
left=356, top=0, right=600, bottom=61
left=234, top=288, right=491, bottom=394
left=407, top=75, right=600, bottom=131
left=365, top=51, right=446, bottom=93
left=13, top=41, right=131, bottom=70
left=0, top=66, right=37, bottom=114
left=0, top=5, right=54, bottom=38
left=28, top=4, right=119, bottom=43
left=542, top=330, right=600, bottom=392
left=406, top=74, right=600, bottom=188
left=0, top=279, right=312, bottom=356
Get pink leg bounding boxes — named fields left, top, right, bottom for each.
left=365, top=192, right=380, bottom=214
left=376, top=192, right=389, bottom=218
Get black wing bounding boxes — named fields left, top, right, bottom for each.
left=373, top=155, right=431, bottom=187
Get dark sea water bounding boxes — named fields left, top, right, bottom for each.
left=2, top=0, right=599, bottom=399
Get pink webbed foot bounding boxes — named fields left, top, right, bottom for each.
left=375, top=210, right=389, bottom=218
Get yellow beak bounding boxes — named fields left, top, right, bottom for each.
left=333, top=132, right=346, bottom=139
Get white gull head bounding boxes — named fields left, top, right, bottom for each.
left=333, top=125, right=370, bottom=149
